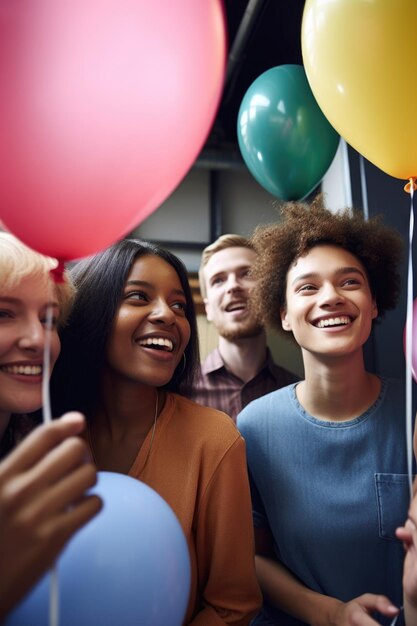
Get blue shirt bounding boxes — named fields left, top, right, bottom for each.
left=237, top=378, right=409, bottom=624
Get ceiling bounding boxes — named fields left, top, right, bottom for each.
left=201, top=0, right=306, bottom=161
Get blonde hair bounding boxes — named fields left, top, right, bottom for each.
left=0, top=231, right=75, bottom=324
left=198, top=234, right=255, bottom=298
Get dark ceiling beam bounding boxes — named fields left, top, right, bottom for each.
left=223, top=0, right=269, bottom=102
left=195, top=147, right=245, bottom=171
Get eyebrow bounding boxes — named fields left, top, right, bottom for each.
left=125, top=280, right=186, bottom=297
left=208, top=265, right=251, bottom=280
left=208, top=272, right=225, bottom=283
left=290, top=267, right=366, bottom=286
left=0, top=296, right=60, bottom=308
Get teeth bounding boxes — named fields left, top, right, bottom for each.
left=138, top=337, right=174, bottom=351
left=1, top=365, right=42, bottom=375
left=316, top=316, right=351, bottom=328
left=227, top=303, right=246, bottom=312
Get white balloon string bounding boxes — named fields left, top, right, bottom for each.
left=359, top=155, right=369, bottom=221
left=42, top=290, right=59, bottom=626
left=42, top=304, right=53, bottom=424
left=340, top=139, right=353, bottom=209
left=406, top=184, right=415, bottom=501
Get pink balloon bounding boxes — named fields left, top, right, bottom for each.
left=0, top=0, right=226, bottom=260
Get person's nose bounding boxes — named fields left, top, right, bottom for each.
left=148, top=298, right=176, bottom=325
left=226, top=273, right=242, bottom=293
left=17, top=316, right=46, bottom=353
left=318, top=282, right=345, bottom=307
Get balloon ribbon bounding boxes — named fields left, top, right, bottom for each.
left=43, top=270, right=62, bottom=626
left=404, top=177, right=416, bottom=499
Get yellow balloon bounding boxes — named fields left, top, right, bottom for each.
left=302, top=0, right=417, bottom=181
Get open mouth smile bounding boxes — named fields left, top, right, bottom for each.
left=0, top=364, right=43, bottom=376
left=315, top=316, right=352, bottom=328
left=138, top=337, right=174, bottom=352
left=225, top=301, right=247, bottom=313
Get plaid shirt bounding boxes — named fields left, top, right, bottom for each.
left=188, top=347, right=299, bottom=423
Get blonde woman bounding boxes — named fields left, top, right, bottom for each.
left=0, top=232, right=100, bottom=619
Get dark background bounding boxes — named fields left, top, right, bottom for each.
left=205, top=1, right=305, bottom=157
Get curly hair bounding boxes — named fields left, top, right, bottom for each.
left=250, top=195, right=403, bottom=337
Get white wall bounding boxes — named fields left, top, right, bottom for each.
left=322, top=139, right=353, bottom=212
left=131, top=166, right=286, bottom=271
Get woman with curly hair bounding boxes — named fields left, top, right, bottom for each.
left=237, top=196, right=409, bottom=626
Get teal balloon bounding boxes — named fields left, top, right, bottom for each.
left=237, top=64, right=340, bottom=200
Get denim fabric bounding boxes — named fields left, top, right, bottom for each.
left=375, top=473, right=412, bottom=540
left=238, top=378, right=410, bottom=621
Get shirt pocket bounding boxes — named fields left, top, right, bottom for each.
left=374, top=473, right=411, bottom=541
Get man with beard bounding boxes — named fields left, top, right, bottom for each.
left=189, top=234, right=298, bottom=422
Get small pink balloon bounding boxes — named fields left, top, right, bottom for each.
left=0, top=0, right=226, bottom=260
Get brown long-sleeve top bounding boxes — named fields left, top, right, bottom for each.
left=128, top=392, right=261, bottom=625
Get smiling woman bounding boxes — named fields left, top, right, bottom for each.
left=104, top=253, right=192, bottom=405
left=0, top=231, right=101, bottom=620
left=281, top=245, right=378, bottom=363
left=0, top=231, right=74, bottom=457
left=50, top=238, right=261, bottom=625
left=236, top=196, right=410, bottom=626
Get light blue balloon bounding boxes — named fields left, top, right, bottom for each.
left=6, top=472, right=190, bottom=626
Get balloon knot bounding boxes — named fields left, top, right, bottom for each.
left=50, top=259, right=66, bottom=283
left=404, top=177, right=417, bottom=194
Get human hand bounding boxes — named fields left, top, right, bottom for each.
left=397, top=519, right=417, bottom=609
left=0, top=412, right=102, bottom=620
left=330, top=594, right=398, bottom=626
left=396, top=479, right=417, bottom=623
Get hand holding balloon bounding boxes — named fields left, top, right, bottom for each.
left=5, top=472, right=190, bottom=626
left=0, top=413, right=101, bottom=622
